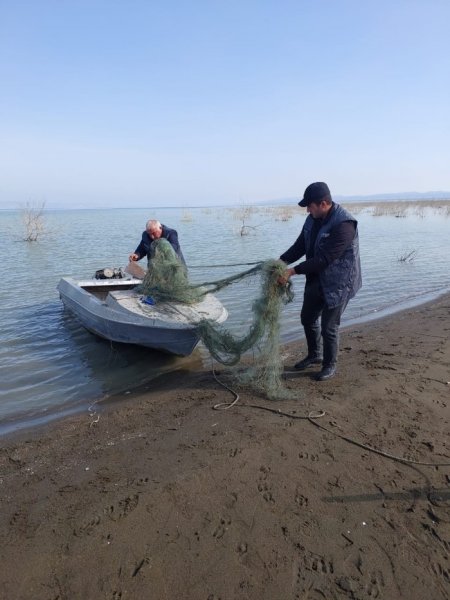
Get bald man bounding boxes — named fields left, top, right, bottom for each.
left=129, top=220, right=186, bottom=266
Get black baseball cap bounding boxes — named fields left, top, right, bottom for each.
left=298, top=182, right=331, bottom=207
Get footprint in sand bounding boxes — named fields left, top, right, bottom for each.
left=294, top=487, right=309, bottom=507
left=105, top=494, right=139, bottom=521
left=257, top=480, right=275, bottom=503
left=212, top=517, right=231, bottom=539
left=229, top=447, right=241, bottom=457
left=365, top=570, right=385, bottom=598
left=9, top=509, right=28, bottom=529
left=303, top=551, right=334, bottom=574
left=133, top=477, right=149, bottom=487
left=256, top=465, right=275, bottom=503
left=225, top=491, right=238, bottom=508
left=74, top=514, right=101, bottom=537
left=298, top=451, right=319, bottom=462
left=237, top=542, right=248, bottom=555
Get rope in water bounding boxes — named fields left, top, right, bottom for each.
left=188, top=260, right=265, bottom=269
left=189, top=263, right=264, bottom=294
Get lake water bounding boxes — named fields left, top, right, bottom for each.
left=0, top=204, right=449, bottom=434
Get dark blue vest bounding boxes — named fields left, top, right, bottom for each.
left=303, top=204, right=362, bottom=308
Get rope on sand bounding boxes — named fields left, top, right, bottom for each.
left=211, top=367, right=450, bottom=468
left=211, top=366, right=324, bottom=420
left=307, top=419, right=450, bottom=467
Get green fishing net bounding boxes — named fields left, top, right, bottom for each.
left=140, top=238, right=202, bottom=303
left=140, top=238, right=295, bottom=399
left=198, top=260, right=295, bottom=399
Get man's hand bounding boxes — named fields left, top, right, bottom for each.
left=129, top=253, right=139, bottom=262
left=277, top=267, right=295, bottom=285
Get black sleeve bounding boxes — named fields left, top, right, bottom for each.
left=294, top=221, right=356, bottom=275
left=279, top=230, right=306, bottom=264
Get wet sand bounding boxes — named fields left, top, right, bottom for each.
left=1, top=293, right=449, bottom=600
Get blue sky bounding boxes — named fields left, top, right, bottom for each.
left=1, top=1, right=449, bottom=208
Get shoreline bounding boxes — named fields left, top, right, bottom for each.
left=1, top=292, right=449, bottom=599
left=2, top=286, right=449, bottom=439
left=2, top=197, right=450, bottom=212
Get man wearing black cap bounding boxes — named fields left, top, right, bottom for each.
left=279, top=182, right=362, bottom=381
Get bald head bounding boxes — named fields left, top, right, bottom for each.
left=146, top=220, right=163, bottom=239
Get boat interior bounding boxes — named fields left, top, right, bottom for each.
left=79, top=281, right=140, bottom=301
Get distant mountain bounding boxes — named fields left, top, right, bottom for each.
left=335, top=191, right=450, bottom=203
left=2, top=190, right=450, bottom=211
left=262, top=191, right=450, bottom=206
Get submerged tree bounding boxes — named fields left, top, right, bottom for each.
left=21, top=201, right=47, bottom=242
left=397, top=249, right=418, bottom=263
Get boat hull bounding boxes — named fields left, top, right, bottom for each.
left=57, top=277, right=227, bottom=356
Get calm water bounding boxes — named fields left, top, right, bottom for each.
left=0, top=205, right=449, bottom=434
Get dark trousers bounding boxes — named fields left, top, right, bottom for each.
left=301, top=279, right=348, bottom=367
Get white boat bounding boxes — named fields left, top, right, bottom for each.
left=57, top=277, right=228, bottom=356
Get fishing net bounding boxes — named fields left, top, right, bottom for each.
left=140, top=238, right=202, bottom=303
left=139, top=238, right=295, bottom=399
left=198, top=260, right=295, bottom=399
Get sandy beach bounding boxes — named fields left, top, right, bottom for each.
left=1, top=294, right=449, bottom=600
